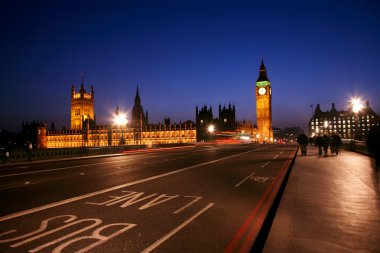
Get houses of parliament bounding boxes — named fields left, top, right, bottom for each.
left=33, top=60, right=273, bottom=148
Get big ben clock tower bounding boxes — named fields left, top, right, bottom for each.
left=255, top=59, right=273, bottom=143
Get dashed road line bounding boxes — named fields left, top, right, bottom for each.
left=141, top=203, right=215, bottom=253
left=261, top=161, right=271, bottom=168
left=235, top=172, right=256, bottom=188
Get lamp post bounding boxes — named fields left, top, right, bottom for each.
left=113, top=110, right=128, bottom=145
left=351, top=97, right=363, bottom=140
left=208, top=124, right=215, bottom=142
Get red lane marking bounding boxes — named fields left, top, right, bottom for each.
left=225, top=151, right=295, bottom=253
left=224, top=158, right=287, bottom=252
left=238, top=157, right=292, bottom=253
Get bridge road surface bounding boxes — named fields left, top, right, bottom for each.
left=0, top=144, right=297, bottom=253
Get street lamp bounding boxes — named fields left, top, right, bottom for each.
left=350, top=97, right=363, bottom=140
left=207, top=124, right=215, bottom=141
left=113, top=110, right=128, bottom=145
left=208, top=124, right=215, bottom=134
left=351, top=97, right=363, bottom=113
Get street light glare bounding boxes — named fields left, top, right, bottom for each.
left=351, top=97, right=363, bottom=113
left=208, top=124, right=215, bottom=133
left=114, top=113, right=128, bottom=126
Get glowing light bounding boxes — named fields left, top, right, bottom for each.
left=351, top=97, right=363, bottom=113
left=208, top=124, right=215, bottom=133
left=113, top=112, right=128, bottom=126
left=240, top=136, right=250, bottom=141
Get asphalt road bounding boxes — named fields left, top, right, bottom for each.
left=0, top=143, right=297, bottom=253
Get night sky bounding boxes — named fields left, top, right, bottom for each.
left=1, top=0, right=380, bottom=133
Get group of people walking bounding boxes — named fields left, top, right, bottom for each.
left=297, top=133, right=342, bottom=157
left=315, top=134, right=342, bottom=156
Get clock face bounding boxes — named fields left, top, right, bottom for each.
left=258, top=87, right=266, bottom=95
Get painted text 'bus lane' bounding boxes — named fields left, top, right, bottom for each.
left=86, top=190, right=203, bottom=214
left=0, top=215, right=136, bottom=253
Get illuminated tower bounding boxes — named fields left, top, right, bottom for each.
left=255, top=59, right=273, bottom=143
left=71, top=78, right=94, bottom=130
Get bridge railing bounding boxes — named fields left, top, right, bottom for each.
left=341, top=139, right=371, bottom=156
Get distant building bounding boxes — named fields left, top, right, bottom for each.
left=273, top=127, right=304, bottom=143
left=308, top=102, right=380, bottom=140
left=195, top=105, right=214, bottom=141
left=195, top=103, right=258, bottom=142
left=218, top=103, right=236, bottom=132
left=38, top=80, right=196, bottom=148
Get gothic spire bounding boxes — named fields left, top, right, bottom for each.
left=135, top=85, right=141, bottom=105
left=256, top=58, right=270, bottom=82
left=80, top=74, right=85, bottom=93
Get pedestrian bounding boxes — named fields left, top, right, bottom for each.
left=297, top=133, right=308, bottom=156
left=315, top=135, right=324, bottom=156
left=322, top=135, right=330, bottom=157
left=330, top=134, right=342, bottom=155
left=27, top=142, right=33, bottom=161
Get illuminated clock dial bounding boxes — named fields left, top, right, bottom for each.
left=258, top=87, right=266, bottom=95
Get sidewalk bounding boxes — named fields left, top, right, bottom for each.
left=263, top=145, right=380, bottom=253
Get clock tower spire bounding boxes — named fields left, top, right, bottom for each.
left=255, top=58, right=273, bottom=143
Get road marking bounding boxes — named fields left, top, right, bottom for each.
left=225, top=151, right=296, bottom=253
left=17, top=166, right=30, bottom=169
left=0, top=214, right=136, bottom=253
left=235, top=172, right=256, bottom=188
left=173, top=196, right=203, bottom=214
left=239, top=155, right=292, bottom=253
left=273, top=151, right=284, bottom=159
left=251, top=176, right=274, bottom=183
left=0, top=148, right=262, bottom=222
left=141, top=203, right=215, bottom=253
left=261, top=161, right=271, bottom=168
left=24, top=181, right=31, bottom=185
left=0, top=161, right=123, bottom=179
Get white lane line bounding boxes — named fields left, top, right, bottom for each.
left=173, top=196, right=203, bottom=214
left=273, top=154, right=280, bottom=159
left=261, top=161, right=271, bottom=168
left=235, top=172, right=256, bottom=188
left=0, top=161, right=122, bottom=178
left=141, top=203, right=215, bottom=253
left=0, top=148, right=260, bottom=222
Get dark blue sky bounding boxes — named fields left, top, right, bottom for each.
left=1, top=0, right=380, bottom=132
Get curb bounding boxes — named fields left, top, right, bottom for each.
left=250, top=147, right=299, bottom=252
